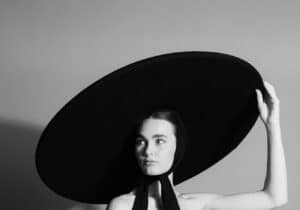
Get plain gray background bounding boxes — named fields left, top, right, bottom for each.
left=0, top=1, right=298, bottom=210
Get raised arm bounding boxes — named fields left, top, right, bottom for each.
left=258, top=81, right=288, bottom=205
left=196, top=81, right=288, bottom=210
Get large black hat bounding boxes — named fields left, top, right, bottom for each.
left=35, top=51, right=265, bottom=204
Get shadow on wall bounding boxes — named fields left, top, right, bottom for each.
left=0, top=119, right=107, bottom=210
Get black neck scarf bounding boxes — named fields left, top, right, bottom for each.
left=132, top=123, right=187, bottom=210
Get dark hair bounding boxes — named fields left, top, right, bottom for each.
left=139, top=109, right=183, bottom=140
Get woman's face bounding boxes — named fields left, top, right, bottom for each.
left=135, top=118, right=176, bottom=175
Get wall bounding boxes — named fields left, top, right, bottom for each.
left=1, top=1, right=298, bottom=210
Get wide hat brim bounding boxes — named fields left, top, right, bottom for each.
left=35, top=51, right=266, bottom=204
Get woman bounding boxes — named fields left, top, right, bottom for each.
left=107, top=81, right=288, bottom=210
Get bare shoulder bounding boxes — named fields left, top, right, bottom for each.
left=180, top=191, right=283, bottom=210
left=106, top=194, right=135, bottom=210
left=181, top=192, right=221, bottom=200
left=178, top=192, right=222, bottom=210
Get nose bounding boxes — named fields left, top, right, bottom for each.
left=144, top=142, right=155, bottom=156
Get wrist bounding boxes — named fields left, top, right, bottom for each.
left=265, top=121, right=281, bottom=134
left=264, top=116, right=280, bottom=128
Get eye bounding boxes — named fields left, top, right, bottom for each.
left=156, top=138, right=166, bottom=144
left=136, top=138, right=145, bottom=146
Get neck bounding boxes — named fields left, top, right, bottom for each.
left=147, top=173, right=176, bottom=199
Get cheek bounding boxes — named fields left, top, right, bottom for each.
left=135, top=147, right=142, bottom=157
left=134, top=147, right=141, bottom=158
left=161, top=146, right=176, bottom=163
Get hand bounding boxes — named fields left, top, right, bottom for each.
left=256, top=81, right=280, bottom=128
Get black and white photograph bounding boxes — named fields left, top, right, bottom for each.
left=0, top=1, right=297, bottom=210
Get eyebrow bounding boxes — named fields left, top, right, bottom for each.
left=137, top=134, right=168, bottom=139
left=152, top=134, right=167, bottom=138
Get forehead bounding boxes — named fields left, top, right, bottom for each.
left=139, top=118, right=175, bottom=136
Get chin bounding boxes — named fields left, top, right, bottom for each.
left=141, top=166, right=167, bottom=176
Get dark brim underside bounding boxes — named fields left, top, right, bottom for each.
left=35, top=51, right=266, bottom=204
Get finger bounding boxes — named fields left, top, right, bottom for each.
left=256, top=89, right=268, bottom=120
left=263, top=81, right=279, bottom=101
left=256, top=89, right=265, bottom=108
left=263, top=81, right=278, bottom=96
left=263, top=81, right=275, bottom=93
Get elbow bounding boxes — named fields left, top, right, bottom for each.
left=271, top=194, right=288, bottom=208
left=274, top=198, right=288, bottom=208
left=264, top=190, right=288, bottom=208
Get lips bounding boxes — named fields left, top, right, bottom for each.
left=143, top=160, right=157, bottom=165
